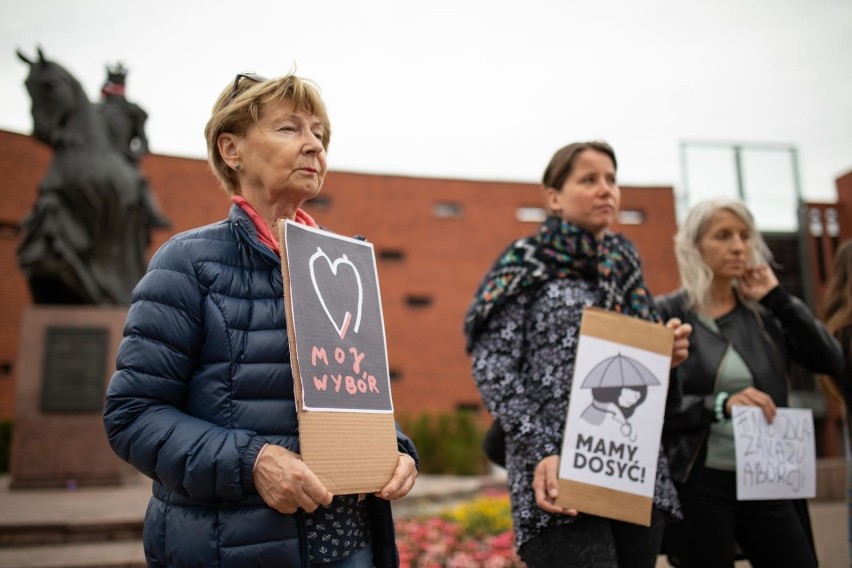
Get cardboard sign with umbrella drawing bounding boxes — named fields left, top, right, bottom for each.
left=557, top=308, right=673, bottom=526
left=578, top=353, right=661, bottom=443
left=278, top=220, right=399, bottom=494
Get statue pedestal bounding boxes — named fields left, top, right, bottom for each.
left=9, top=306, right=133, bottom=489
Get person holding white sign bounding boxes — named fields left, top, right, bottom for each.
left=465, top=141, right=692, bottom=568
left=657, top=198, right=844, bottom=568
left=105, top=72, right=418, bottom=568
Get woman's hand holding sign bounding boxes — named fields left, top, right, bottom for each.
left=533, top=455, right=578, bottom=516
left=666, top=318, right=693, bottom=368
left=725, top=386, right=777, bottom=424
left=254, top=445, right=333, bottom=514
left=376, top=453, right=417, bottom=500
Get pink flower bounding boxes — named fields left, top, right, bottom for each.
left=394, top=496, right=527, bottom=568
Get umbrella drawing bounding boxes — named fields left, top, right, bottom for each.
left=581, top=353, right=660, bottom=389
left=579, top=353, right=661, bottom=441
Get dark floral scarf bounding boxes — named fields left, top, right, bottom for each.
left=463, top=216, right=659, bottom=351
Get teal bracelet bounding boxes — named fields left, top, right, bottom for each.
left=714, top=392, right=730, bottom=422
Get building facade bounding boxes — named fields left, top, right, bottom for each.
left=1, top=129, right=849, bottom=424
left=0, top=129, right=686, bottom=421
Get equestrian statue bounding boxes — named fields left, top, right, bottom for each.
left=15, top=47, right=169, bottom=305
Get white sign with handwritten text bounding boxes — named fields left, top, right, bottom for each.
left=732, top=406, right=816, bottom=500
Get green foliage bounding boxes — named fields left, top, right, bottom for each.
left=400, top=410, right=488, bottom=475
left=0, top=420, right=12, bottom=474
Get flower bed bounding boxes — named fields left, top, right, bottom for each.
left=395, top=491, right=526, bottom=567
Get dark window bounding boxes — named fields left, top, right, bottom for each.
left=405, top=295, right=433, bottom=308
left=379, top=249, right=405, bottom=262
left=764, top=232, right=804, bottom=302
left=305, top=196, right=332, bottom=211
left=0, top=220, right=21, bottom=239
left=389, top=369, right=403, bottom=382
left=455, top=402, right=482, bottom=412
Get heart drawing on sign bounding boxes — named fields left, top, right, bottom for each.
left=309, top=247, right=363, bottom=340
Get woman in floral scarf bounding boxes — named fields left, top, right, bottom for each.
left=464, top=141, right=691, bottom=568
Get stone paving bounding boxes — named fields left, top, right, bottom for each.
left=0, top=470, right=847, bottom=567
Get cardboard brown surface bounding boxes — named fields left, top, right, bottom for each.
left=558, top=478, right=653, bottom=526
left=580, top=307, right=673, bottom=356
left=556, top=308, right=673, bottom=525
left=279, top=220, right=399, bottom=494
left=298, top=412, right=399, bottom=494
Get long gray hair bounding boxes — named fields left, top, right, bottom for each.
left=674, top=198, right=772, bottom=310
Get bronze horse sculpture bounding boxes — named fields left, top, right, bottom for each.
left=16, top=47, right=165, bottom=304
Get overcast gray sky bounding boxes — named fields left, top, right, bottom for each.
left=2, top=0, right=851, bottom=230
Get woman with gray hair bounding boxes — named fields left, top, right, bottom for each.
left=657, top=197, right=843, bottom=567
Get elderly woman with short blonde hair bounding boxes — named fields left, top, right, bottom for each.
left=105, top=71, right=418, bottom=568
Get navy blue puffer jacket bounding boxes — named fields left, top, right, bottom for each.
left=104, top=205, right=417, bottom=567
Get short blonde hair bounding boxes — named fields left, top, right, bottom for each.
left=674, top=198, right=771, bottom=310
left=204, top=73, right=331, bottom=195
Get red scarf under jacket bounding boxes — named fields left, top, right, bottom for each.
left=232, top=195, right=318, bottom=255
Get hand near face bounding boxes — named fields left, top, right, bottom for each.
left=726, top=386, right=777, bottom=424
left=253, top=445, right=333, bottom=514
left=375, top=453, right=417, bottom=500
left=533, top=455, right=578, bottom=516
left=738, top=264, right=779, bottom=301
left=665, top=318, right=693, bottom=368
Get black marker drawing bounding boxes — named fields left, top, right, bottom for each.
left=580, top=353, right=661, bottom=442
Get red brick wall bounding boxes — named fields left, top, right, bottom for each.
left=0, top=133, right=51, bottom=420
left=0, top=129, right=680, bottom=420
left=836, top=171, right=852, bottom=240
left=305, top=172, right=681, bottom=416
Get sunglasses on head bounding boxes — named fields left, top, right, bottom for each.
left=226, top=72, right=267, bottom=103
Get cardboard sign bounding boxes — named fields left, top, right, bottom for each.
left=732, top=406, right=816, bottom=500
left=280, top=220, right=399, bottom=494
left=557, top=308, right=673, bottom=526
